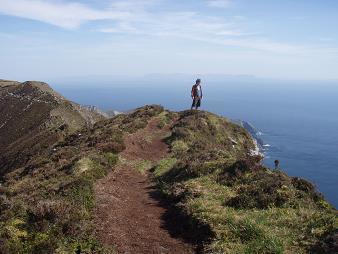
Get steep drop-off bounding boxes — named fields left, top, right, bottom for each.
left=0, top=80, right=105, bottom=176
left=0, top=82, right=336, bottom=254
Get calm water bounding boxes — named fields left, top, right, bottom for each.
left=52, top=79, right=338, bottom=207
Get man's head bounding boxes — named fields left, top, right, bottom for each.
left=196, top=79, right=201, bottom=85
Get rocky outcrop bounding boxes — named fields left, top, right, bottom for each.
left=233, top=119, right=264, bottom=149
left=80, top=105, right=109, bottom=118
left=106, top=109, right=123, bottom=117
left=230, top=120, right=264, bottom=158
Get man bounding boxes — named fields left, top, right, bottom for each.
left=191, top=79, right=203, bottom=110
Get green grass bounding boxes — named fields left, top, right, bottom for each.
left=153, top=158, right=177, bottom=177
left=134, top=159, right=153, bottom=174
left=154, top=109, right=338, bottom=253
left=0, top=105, right=168, bottom=254
left=104, top=152, right=119, bottom=168
left=174, top=175, right=336, bottom=253
left=171, top=140, right=189, bottom=156
left=0, top=123, right=126, bottom=253
left=106, top=105, right=164, bottom=133
left=156, top=111, right=174, bottom=129
left=1, top=106, right=337, bottom=254
left=0, top=152, right=119, bottom=253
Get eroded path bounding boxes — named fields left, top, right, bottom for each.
left=94, top=118, right=195, bottom=254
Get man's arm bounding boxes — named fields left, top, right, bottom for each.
left=191, top=86, right=194, bottom=98
left=200, top=85, right=203, bottom=98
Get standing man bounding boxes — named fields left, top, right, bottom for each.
left=191, top=79, right=203, bottom=110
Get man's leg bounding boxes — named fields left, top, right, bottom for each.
left=191, top=98, right=196, bottom=110
left=196, top=98, right=201, bottom=110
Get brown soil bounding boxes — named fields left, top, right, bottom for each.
left=94, top=118, right=195, bottom=254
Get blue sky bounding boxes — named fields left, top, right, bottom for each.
left=0, top=0, right=337, bottom=81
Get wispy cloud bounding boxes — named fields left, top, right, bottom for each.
left=97, top=8, right=308, bottom=54
left=99, top=10, right=246, bottom=36
left=0, top=0, right=336, bottom=56
left=207, top=0, right=233, bottom=8
left=0, top=0, right=130, bottom=29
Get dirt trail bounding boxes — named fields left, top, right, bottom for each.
left=94, top=118, right=195, bottom=254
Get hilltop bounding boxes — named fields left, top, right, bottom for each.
left=0, top=81, right=336, bottom=254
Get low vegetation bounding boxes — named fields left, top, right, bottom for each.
left=0, top=81, right=104, bottom=176
left=0, top=155, right=115, bottom=253
left=154, top=110, right=337, bottom=253
left=0, top=105, right=163, bottom=254
left=0, top=105, right=336, bottom=253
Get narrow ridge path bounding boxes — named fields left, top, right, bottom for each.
left=94, top=118, right=195, bottom=254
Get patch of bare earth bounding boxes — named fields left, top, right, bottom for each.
left=94, top=118, right=195, bottom=254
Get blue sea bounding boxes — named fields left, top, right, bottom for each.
left=51, top=79, right=338, bottom=208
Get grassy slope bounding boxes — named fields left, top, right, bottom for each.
left=0, top=105, right=336, bottom=253
left=153, top=110, right=337, bottom=254
left=0, top=81, right=104, bottom=176
left=0, top=105, right=163, bottom=254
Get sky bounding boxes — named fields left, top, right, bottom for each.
left=0, top=0, right=338, bottom=81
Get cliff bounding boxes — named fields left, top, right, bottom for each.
left=0, top=83, right=336, bottom=253
left=0, top=80, right=106, bottom=176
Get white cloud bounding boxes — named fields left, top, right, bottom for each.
left=97, top=10, right=311, bottom=54
left=0, top=0, right=336, bottom=57
left=98, top=22, right=140, bottom=34
left=207, top=0, right=232, bottom=8
left=0, top=0, right=130, bottom=29
left=99, top=10, right=248, bottom=37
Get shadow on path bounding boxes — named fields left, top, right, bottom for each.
left=147, top=184, right=215, bottom=254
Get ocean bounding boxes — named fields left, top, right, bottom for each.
left=52, top=79, right=338, bottom=208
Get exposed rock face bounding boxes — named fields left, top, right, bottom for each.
left=232, top=119, right=264, bottom=148
left=232, top=120, right=265, bottom=158
left=0, top=80, right=106, bottom=176
left=81, top=105, right=109, bottom=118
left=106, top=109, right=123, bottom=117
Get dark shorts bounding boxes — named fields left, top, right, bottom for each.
left=192, top=97, right=201, bottom=108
